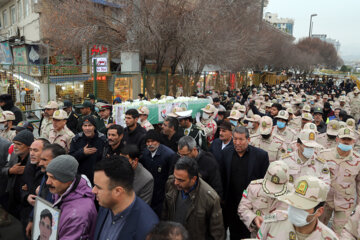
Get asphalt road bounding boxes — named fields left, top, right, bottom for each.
left=0, top=214, right=24, bottom=240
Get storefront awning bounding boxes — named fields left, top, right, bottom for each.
left=50, top=75, right=90, bottom=83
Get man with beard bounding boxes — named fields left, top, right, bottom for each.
left=69, top=115, right=107, bottom=183
left=102, top=124, right=124, bottom=158
left=250, top=116, right=287, bottom=162
left=122, top=109, right=147, bottom=152
left=25, top=144, right=66, bottom=238
left=140, top=130, right=176, bottom=216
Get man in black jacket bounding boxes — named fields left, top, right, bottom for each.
left=160, top=116, right=183, bottom=152
left=69, top=115, right=107, bottom=183
left=221, top=126, right=269, bottom=240
left=210, top=121, right=234, bottom=167
left=178, top=136, right=223, bottom=198
left=122, top=109, right=146, bottom=152
left=0, top=94, right=22, bottom=125
left=62, top=100, right=78, bottom=134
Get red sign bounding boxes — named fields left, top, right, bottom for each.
left=91, top=45, right=108, bottom=56
left=230, top=73, right=236, bottom=90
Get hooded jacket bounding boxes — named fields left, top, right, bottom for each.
left=52, top=175, right=97, bottom=240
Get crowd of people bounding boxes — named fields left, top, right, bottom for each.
left=0, top=77, right=360, bottom=239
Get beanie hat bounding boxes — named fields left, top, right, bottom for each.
left=82, top=115, right=97, bottom=129
left=13, top=130, right=34, bottom=146
left=46, top=155, right=79, bottom=183
left=145, top=130, right=161, bottom=143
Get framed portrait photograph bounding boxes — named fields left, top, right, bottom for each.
left=32, top=197, right=61, bottom=240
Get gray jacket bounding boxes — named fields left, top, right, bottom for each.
left=134, top=163, right=154, bottom=205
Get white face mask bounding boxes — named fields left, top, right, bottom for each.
left=239, top=113, right=244, bottom=119
left=0, top=123, right=5, bottom=131
left=288, top=205, right=317, bottom=227
left=247, top=122, right=253, bottom=129
left=202, top=112, right=210, bottom=120
left=302, top=147, right=314, bottom=159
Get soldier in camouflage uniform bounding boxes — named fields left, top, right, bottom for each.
left=317, top=120, right=339, bottom=150
left=39, top=101, right=58, bottom=138
left=280, top=129, right=330, bottom=186
left=345, top=118, right=360, bottom=152
left=238, top=161, right=291, bottom=238
left=138, top=106, right=154, bottom=132
left=246, top=114, right=261, bottom=137
left=196, top=104, right=218, bottom=144
left=0, top=111, right=16, bottom=142
left=318, top=127, right=360, bottom=235
left=257, top=176, right=338, bottom=240
left=273, top=110, right=297, bottom=143
left=45, top=110, right=75, bottom=153
left=287, top=107, right=302, bottom=132
left=250, top=116, right=287, bottom=162
left=340, top=204, right=360, bottom=239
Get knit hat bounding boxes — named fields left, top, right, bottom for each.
left=46, top=155, right=79, bottom=183
left=13, top=130, right=34, bottom=146
left=145, top=130, right=161, bottom=143
left=82, top=115, right=97, bottom=129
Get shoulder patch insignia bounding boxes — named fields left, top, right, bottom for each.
left=322, top=168, right=329, bottom=174
left=250, top=179, right=263, bottom=185
left=289, top=231, right=296, bottom=240
left=316, top=157, right=326, bottom=163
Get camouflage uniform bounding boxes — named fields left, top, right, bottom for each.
left=318, top=128, right=360, bottom=234
left=48, top=125, right=75, bottom=153
left=238, top=161, right=290, bottom=238
left=141, top=119, right=155, bottom=131
left=340, top=204, right=360, bottom=239
left=350, top=90, right=360, bottom=122
left=250, top=134, right=287, bottom=162
left=40, top=117, right=53, bottom=139
left=0, top=129, right=16, bottom=142
left=273, top=126, right=297, bottom=143
left=257, top=176, right=337, bottom=240
left=317, top=120, right=340, bottom=150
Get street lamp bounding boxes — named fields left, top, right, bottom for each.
left=309, top=14, right=318, bottom=38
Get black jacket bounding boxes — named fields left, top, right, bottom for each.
left=315, top=121, right=327, bottom=134
left=1, top=94, right=22, bottom=125
left=194, top=149, right=223, bottom=199
left=122, top=124, right=147, bottom=153
left=69, top=131, right=107, bottom=183
left=160, top=131, right=184, bottom=153
left=66, top=111, right=79, bottom=134
left=220, top=145, right=269, bottom=202
left=210, top=138, right=234, bottom=167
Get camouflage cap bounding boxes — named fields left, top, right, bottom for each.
left=338, top=121, right=347, bottom=129
left=259, top=116, right=273, bottom=135
left=302, top=104, right=311, bottom=113
left=0, top=112, right=6, bottom=123
left=201, top=104, right=217, bottom=114
left=167, top=106, right=186, bottom=117
left=354, top=88, right=360, bottom=94
left=286, top=108, right=294, bottom=115
left=323, top=94, right=329, bottom=99
left=228, top=110, right=241, bottom=120
left=262, top=161, right=290, bottom=198
left=339, top=96, right=346, bottom=102
left=44, top=101, right=59, bottom=109
left=301, top=112, right=313, bottom=121
left=275, top=110, right=289, bottom=120
left=1, top=111, right=15, bottom=122
left=338, top=127, right=356, bottom=140
left=327, top=120, right=339, bottom=136
left=138, top=106, right=150, bottom=115
left=232, top=102, right=241, bottom=111
left=252, top=114, right=261, bottom=123
left=278, top=175, right=329, bottom=210
left=299, top=129, right=322, bottom=148
left=53, top=110, right=68, bottom=120
left=346, top=118, right=356, bottom=130
left=238, top=105, right=246, bottom=113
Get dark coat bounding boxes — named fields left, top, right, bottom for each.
left=69, top=131, right=107, bottom=183
left=188, top=124, right=208, bottom=151
left=98, top=116, right=114, bottom=134
left=160, top=131, right=184, bottom=153
left=315, top=121, right=327, bottom=134
left=195, top=150, right=223, bottom=199
left=0, top=137, right=11, bottom=196
left=220, top=145, right=269, bottom=202
left=66, top=111, right=79, bottom=134
left=140, top=144, right=176, bottom=215
left=209, top=138, right=234, bottom=167
left=0, top=94, right=22, bottom=125
left=94, top=197, right=159, bottom=240
left=122, top=124, right=147, bottom=153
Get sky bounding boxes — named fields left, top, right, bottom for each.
left=265, top=0, right=360, bottom=61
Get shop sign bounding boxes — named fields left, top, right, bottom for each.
left=49, top=55, right=82, bottom=76
left=92, top=57, right=108, bottom=73
left=89, top=44, right=109, bottom=74
left=90, top=45, right=108, bottom=56
left=13, top=46, right=28, bottom=74
left=0, top=42, right=13, bottom=68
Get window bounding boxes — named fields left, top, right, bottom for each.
left=3, top=9, right=8, bottom=27
left=24, top=0, right=29, bottom=17
left=18, top=0, right=22, bottom=20
left=10, top=5, right=16, bottom=25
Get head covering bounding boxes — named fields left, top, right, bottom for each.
left=346, top=119, right=356, bottom=130
left=313, top=107, right=323, bottom=114
left=63, top=100, right=73, bottom=108
left=13, top=130, right=34, bottom=146
left=82, top=115, right=97, bottom=128
left=279, top=176, right=329, bottom=210
left=12, top=121, right=34, bottom=132
left=276, top=110, right=289, bottom=120
left=46, top=155, right=79, bottom=183
left=327, top=120, right=339, bottom=136
left=138, top=106, right=150, bottom=115
left=259, top=116, right=273, bottom=135
left=53, top=110, right=68, bottom=120
left=176, top=110, right=193, bottom=119
left=338, top=127, right=356, bottom=140
left=299, top=129, right=322, bottom=148
left=228, top=110, right=241, bottom=120
left=77, top=100, right=92, bottom=109
left=201, top=104, right=217, bottom=114
left=301, top=112, right=313, bottom=121
left=262, top=161, right=290, bottom=198
left=232, top=102, right=241, bottom=111
left=44, top=101, right=59, bottom=109
left=167, top=107, right=186, bottom=118
left=145, top=130, right=161, bottom=143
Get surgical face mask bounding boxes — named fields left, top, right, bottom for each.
left=247, top=122, right=253, bottom=129
left=310, top=101, right=314, bottom=105
left=239, top=113, right=244, bottom=119
left=288, top=205, right=317, bottom=227
left=277, top=121, right=286, bottom=129
left=302, top=147, right=314, bottom=158
left=95, top=107, right=99, bottom=113
left=224, top=94, right=228, bottom=97
left=338, top=143, right=353, bottom=152
left=0, top=123, right=6, bottom=130
left=230, top=120, right=238, bottom=126
left=202, top=112, right=210, bottom=120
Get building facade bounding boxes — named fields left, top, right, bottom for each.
left=264, top=12, right=294, bottom=36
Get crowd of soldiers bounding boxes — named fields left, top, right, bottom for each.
left=0, top=77, right=360, bottom=239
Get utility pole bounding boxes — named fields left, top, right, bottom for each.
left=309, top=14, right=317, bottom=38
